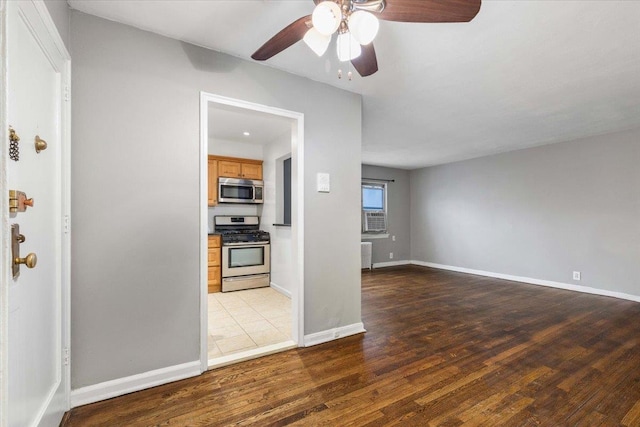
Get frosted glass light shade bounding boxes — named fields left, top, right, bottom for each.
left=348, top=11, right=379, bottom=45
left=303, top=28, right=331, bottom=57
left=336, top=32, right=361, bottom=61
left=312, top=1, right=341, bottom=36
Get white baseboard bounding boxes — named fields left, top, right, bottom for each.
left=412, top=260, right=640, bottom=303
left=372, top=260, right=411, bottom=269
left=303, top=322, right=366, bottom=347
left=70, top=360, right=201, bottom=408
left=270, top=282, right=292, bottom=298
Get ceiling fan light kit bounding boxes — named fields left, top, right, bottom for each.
left=336, top=32, right=362, bottom=61
left=303, top=27, right=331, bottom=56
left=348, top=10, right=379, bottom=45
left=251, top=0, right=482, bottom=77
left=312, top=1, right=342, bottom=35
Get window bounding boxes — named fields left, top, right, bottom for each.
left=283, top=157, right=291, bottom=225
left=275, top=154, right=292, bottom=226
left=362, top=181, right=387, bottom=233
left=362, top=184, right=384, bottom=211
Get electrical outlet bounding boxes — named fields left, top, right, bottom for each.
left=389, top=252, right=394, bottom=259
left=392, top=235, right=396, bottom=241
left=573, top=271, right=581, bottom=281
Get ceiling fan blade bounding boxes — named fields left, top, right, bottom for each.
left=379, top=0, right=481, bottom=23
left=351, top=43, right=378, bottom=77
left=252, top=15, right=312, bottom=61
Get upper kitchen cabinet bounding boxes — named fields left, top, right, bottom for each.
left=239, top=163, right=263, bottom=180
left=208, top=157, right=218, bottom=206
left=218, top=158, right=263, bottom=180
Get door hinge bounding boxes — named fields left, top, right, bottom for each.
left=64, top=86, right=70, bottom=102
left=63, top=347, right=70, bottom=366
left=63, top=215, right=70, bottom=233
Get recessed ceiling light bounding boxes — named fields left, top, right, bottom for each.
left=243, top=131, right=251, bottom=136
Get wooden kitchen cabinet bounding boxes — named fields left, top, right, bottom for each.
left=240, top=163, right=262, bottom=180
left=217, top=158, right=263, bottom=180
left=208, top=158, right=218, bottom=206
left=218, top=160, right=242, bottom=178
left=208, top=235, right=222, bottom=293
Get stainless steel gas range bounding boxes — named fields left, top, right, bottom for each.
left=214, top=215, right=270, bottom=292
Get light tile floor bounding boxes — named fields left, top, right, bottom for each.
left=208, top=287, right=292, bottom=359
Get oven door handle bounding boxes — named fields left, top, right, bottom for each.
left=223, top=241, right=270, bottom=246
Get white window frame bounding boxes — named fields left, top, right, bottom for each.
left=361, top=180, right=388, bottom=235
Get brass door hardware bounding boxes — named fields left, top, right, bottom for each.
left=35, top=135, right=47, bottom=153
left=9, top=190, right=34, bottom=213
left=15, top=253, right=38, bottom=268
left=9, top=126, right=20, bottom=161
left=11, top=224, right=37, bottom=278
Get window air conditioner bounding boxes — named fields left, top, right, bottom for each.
left=363, top=211, right=387, bottom=232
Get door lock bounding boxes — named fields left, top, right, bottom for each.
left=9, top=190, right=34, bottom=214
left=11, top=224, right=37, bottom=278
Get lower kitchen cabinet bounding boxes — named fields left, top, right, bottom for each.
left=208, top=235, right=222, bottom=293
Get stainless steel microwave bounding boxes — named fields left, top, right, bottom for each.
left=218, top=177, right=264, bottom=204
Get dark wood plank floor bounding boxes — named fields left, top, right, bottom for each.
left=63, top=266, right=640, bottom=426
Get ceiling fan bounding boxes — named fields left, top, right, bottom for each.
left=251, top=0, right=482, bottom=78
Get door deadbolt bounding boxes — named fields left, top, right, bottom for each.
left=11, top=224, right=37, bottom=278
left=9, top=190, right=34, bottom=214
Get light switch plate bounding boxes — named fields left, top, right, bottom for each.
left=317, top=173, right=330, bottom=193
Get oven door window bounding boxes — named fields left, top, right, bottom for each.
left=228, top=246, right=264, bottom=268
left=220, top=185, right=253, bottom=200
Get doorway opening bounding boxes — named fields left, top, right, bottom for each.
left=199, top=93, right=304, bottom=370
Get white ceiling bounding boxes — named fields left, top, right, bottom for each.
left=68, top=0, right=640, bottom=169
left=208, top=102, right=292, bottom=145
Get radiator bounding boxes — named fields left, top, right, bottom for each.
left=361, top=242, right=372, bottom=270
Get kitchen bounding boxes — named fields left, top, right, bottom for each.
left=205, top=99, right=298, bottom=366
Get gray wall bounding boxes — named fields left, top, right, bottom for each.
left=410, top=128, right=640, bottom=296
left=71, top=11, right=361, bottom=389
left=361, top=165, right=411, bottom=265
left=44, top=0, right=69, bottom=50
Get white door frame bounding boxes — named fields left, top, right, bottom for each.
left=199, top=92, right=304, bottom=371
left=0, top=0, right=71, bottom=424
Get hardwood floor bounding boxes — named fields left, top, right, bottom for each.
left=63, top=266, right=640, bottom=426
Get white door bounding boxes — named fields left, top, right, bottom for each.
left=3, top=1, right=70, bottom=426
